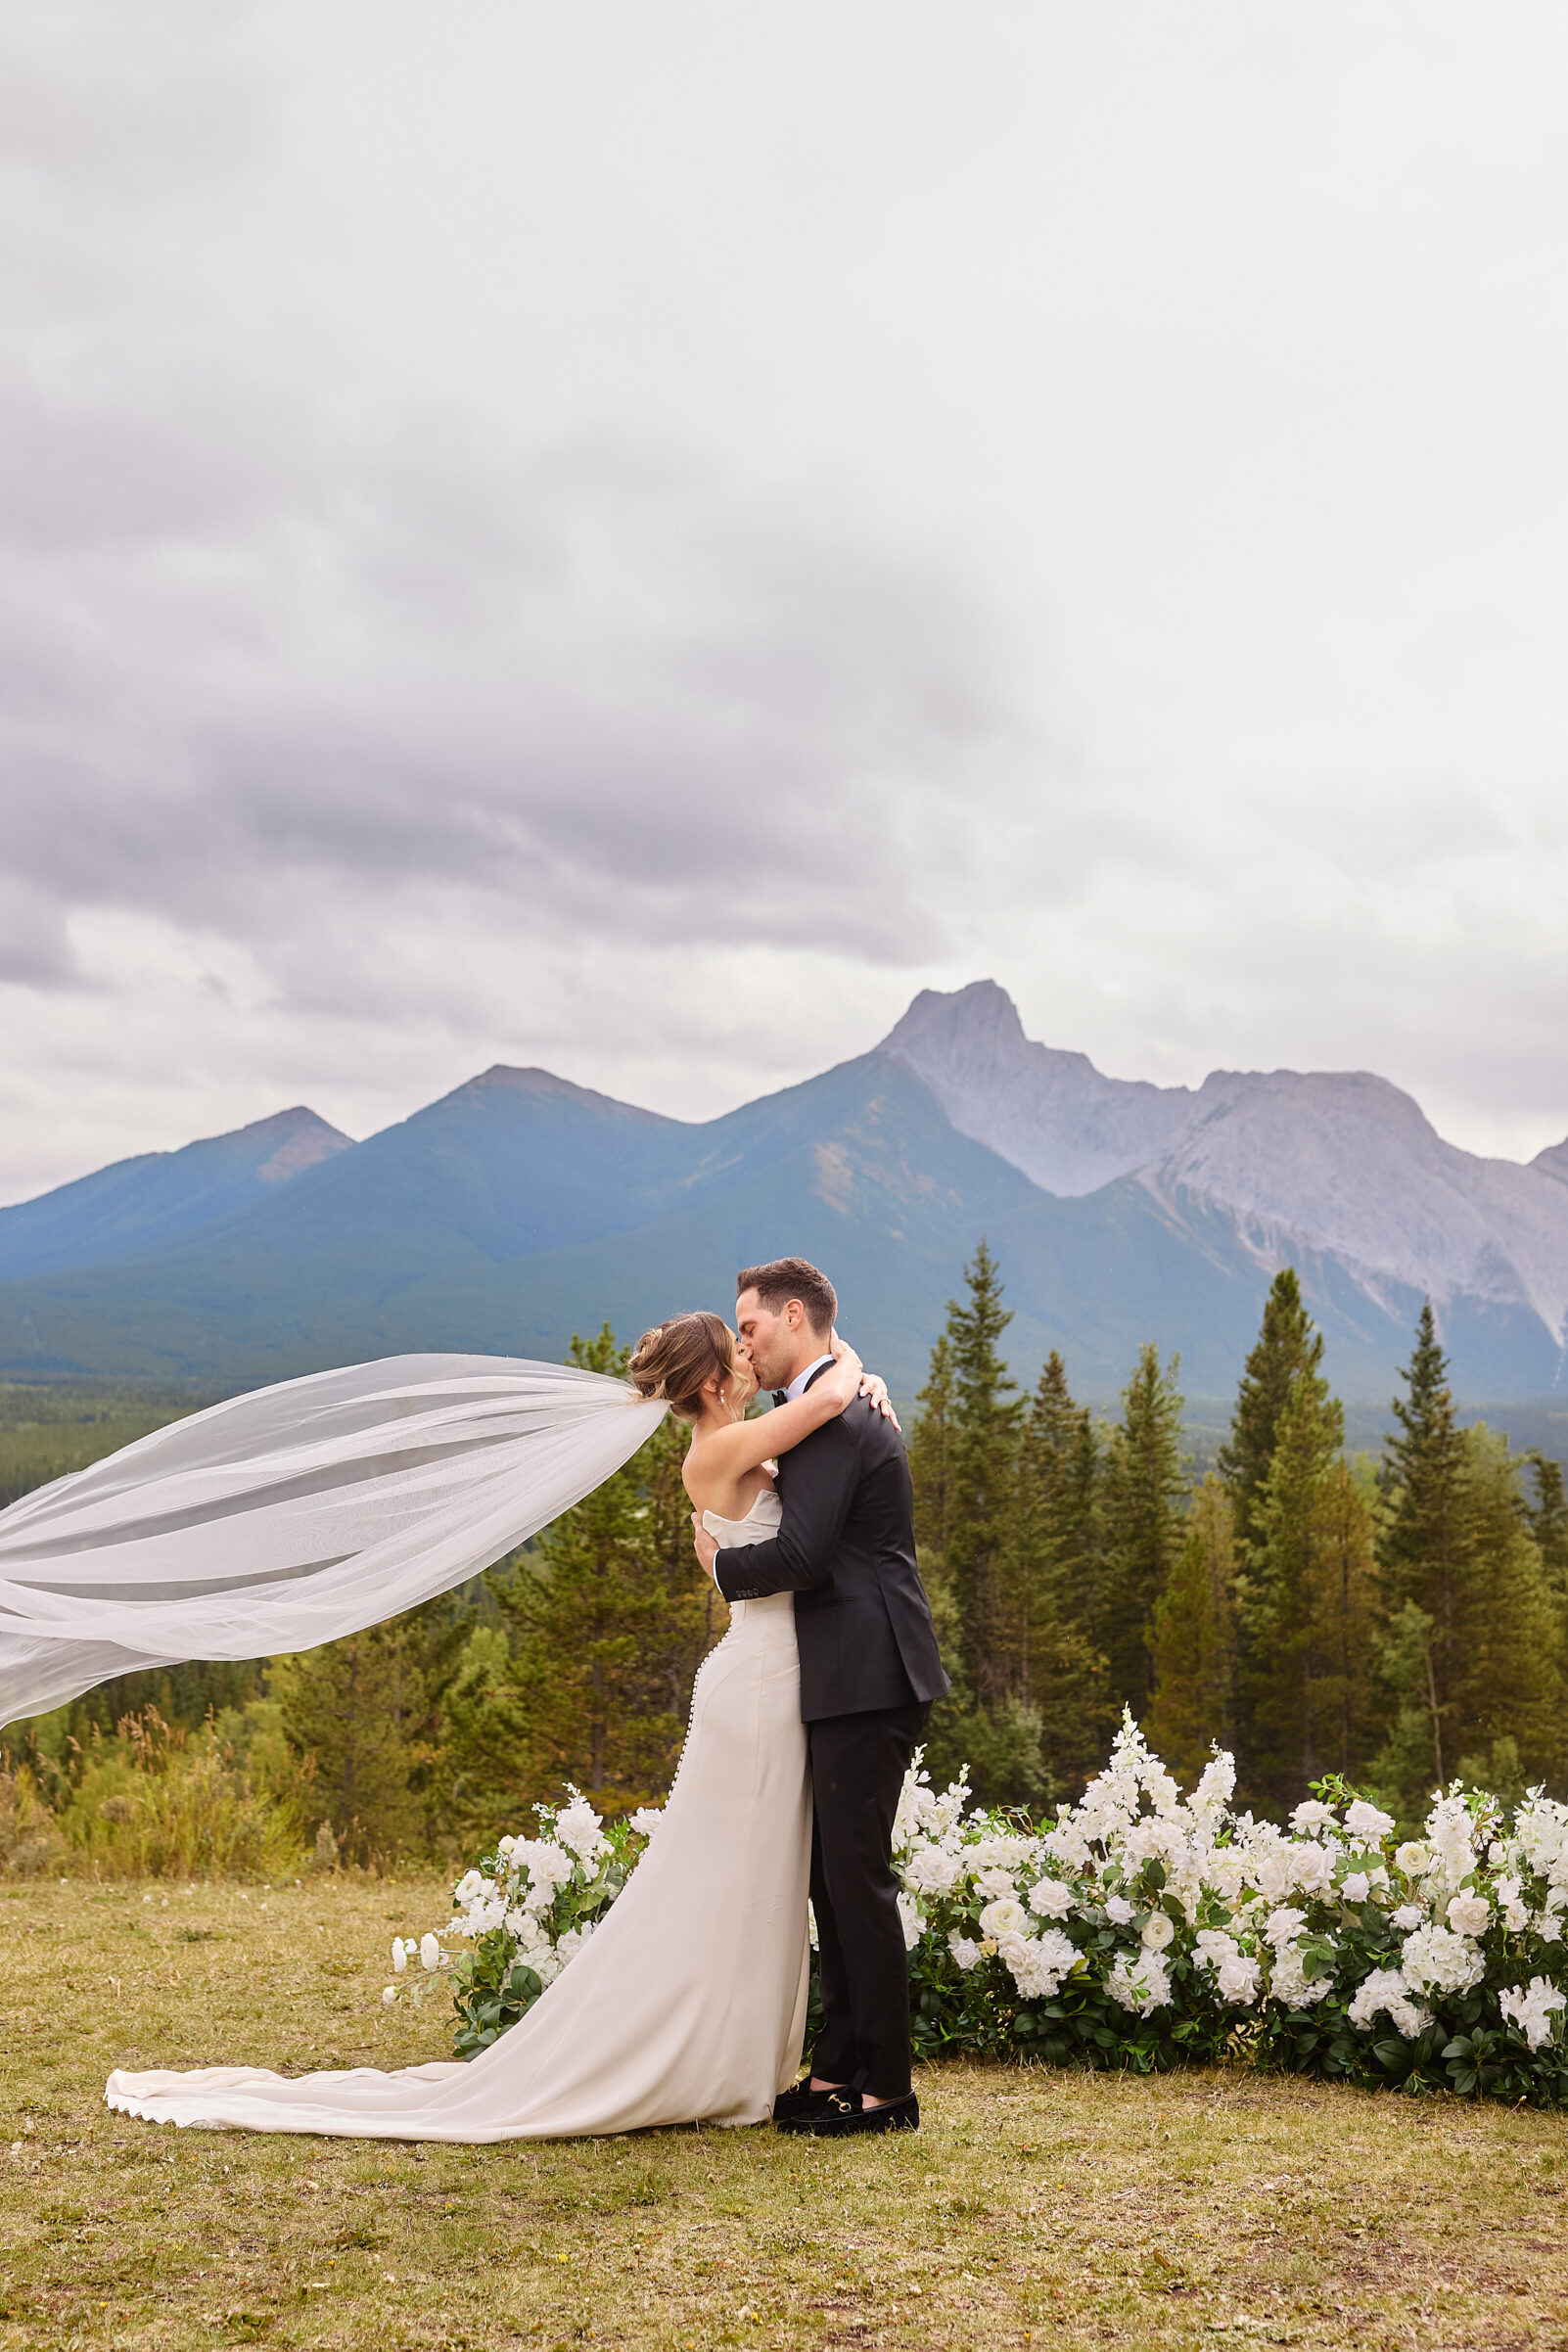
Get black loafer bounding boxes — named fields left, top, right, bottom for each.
left=783, top=2089, right=919, bottom=2138
left=771, top=2081, right=835, bottom=2124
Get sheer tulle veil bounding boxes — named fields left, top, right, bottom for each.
left=0, top=1356, right=668, bottom=1727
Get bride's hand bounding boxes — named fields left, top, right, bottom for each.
left=857, top=1370, right=900, bottom=1430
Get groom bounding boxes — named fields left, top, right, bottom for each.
left=692, top=1256, right=948, bottom=2138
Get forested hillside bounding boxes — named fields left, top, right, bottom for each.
left=3, top=1270, right=1566, bottom=1879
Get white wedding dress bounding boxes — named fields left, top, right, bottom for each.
left=105, top=1492, right=811, bottom=2142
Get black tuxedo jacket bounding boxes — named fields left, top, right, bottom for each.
left=714, top=1371, right=950, bottom=1723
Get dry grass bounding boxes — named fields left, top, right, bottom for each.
left=5, top=1878, right=1568, bottom=2350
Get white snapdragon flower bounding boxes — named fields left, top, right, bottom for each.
left=1447, top=1893, right=1491, bottom=1938
left=1216, top=1952, right=1261, bottom=2005
left=555, top=1795, right=608, bottom=1866
left=1043, top=1822, right=1093, bottom=1874
left=1140, top=1912, right=1176, bottom=1951
left=1500, top=1977, right=1568, bottom=2052
left=1106, top=1948, right=1173, bottom=2017
left=979, top=1898, right=1028, bottom=1941
left=1497, top=1875, right=1530, bottom=1933
left=948, top=1931, right=982, bottom=1972
left=1206, top=1852, right=1247, bottom=1905
left=1106, top=1895, right=1134, bottom=1926
left=1426, top=1795, right=1476, bottom=1883
left=896, top=1892, right=923, bottom=1953
left=1341, top=1873, right=1370, bottom=1905
left=1290, top=1800, right=1336, bottom=1833
left=419, top=1932, right=442, bottom=1972
left=1349, top=1967, right=1432, bottom=2039
left=1344, top=1798, right=1396, bottom=1842
left=1399, top=1923, right=1485, bottom=2000
left=905, top=1842, right=961, bottom=1897
left=1028, top=1876, right=1075, bottom=1921
left=1391, top=1904, right=1424, bottom=1932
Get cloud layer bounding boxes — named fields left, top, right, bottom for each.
left=3, top=2, right=1567, bottom=1200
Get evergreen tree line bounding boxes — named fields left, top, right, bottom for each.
left=909, top=1243, right=1568, bottom=1825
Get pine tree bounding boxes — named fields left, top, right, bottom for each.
left=1147, top=1475, right=1237, bottom=1786
left=271, top=1618, right=438, bottom=1864
left=908, top=1334, right=954, bottom=1559
left=1373, top=1307, right=1564, bottom=1809
left=942, top=1243, right=1026, bottom=1710
left=1015, top=1353, right=1113, bottom=1793
left=1525, top=1453, right=1568, bottom=1603
left=1098, top=1346, right=1188, bottom=1721
left=1242, top=1382, right=1375, bottom=1809
left=1220, top=1268, right=1325, bottom=1549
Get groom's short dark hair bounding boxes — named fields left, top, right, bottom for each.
left=736, top=1257, right=838, bottom=1337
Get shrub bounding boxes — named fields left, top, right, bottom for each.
left=51, top=1709, right=301, bottom=1880
left=411, top=1716, right=1568, bottom=2106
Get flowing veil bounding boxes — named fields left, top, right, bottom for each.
left=0, top=1355, right=668, bottom=1727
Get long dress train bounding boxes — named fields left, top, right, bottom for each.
left=105, top=1494, right=810, bottom=2140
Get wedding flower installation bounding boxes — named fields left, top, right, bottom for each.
left=387, top=1718, right=1568, bottom=2107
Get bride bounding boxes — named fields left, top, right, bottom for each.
left=101, top=1314, right=896, bottom=2141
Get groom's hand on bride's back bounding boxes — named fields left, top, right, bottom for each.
left=691, top=1514, right=720, bottom=1582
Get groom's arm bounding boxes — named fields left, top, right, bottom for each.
left=710, top=1418, right=860, bottom=1601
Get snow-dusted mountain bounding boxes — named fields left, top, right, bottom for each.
left=884, top=982, right=1568, bottom=1359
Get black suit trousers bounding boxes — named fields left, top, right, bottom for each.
left=807, top=1699, right=931, bottom=2098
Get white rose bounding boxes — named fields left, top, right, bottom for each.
left=973, top=1867, right=1019, bottom=1902
left=948, top=1932, right=982, bottom=1972
left=1345, top=1799, right=1396, bottom=1842
left=1391, top=1904, right=1424, bottom=1932
left=1140, top=1911, right=1176, bottom=1951
left=905, top=1843, right=961, bottom=1897
left=391, top=1939, right=407, bottom=1973
left=1106, top=1896, right=1134, bottom=1925
left=1028, top=1876, right=1075, bottom=1920
left=1395, top=1842, right=1430, bottom=1876
left=1291, top=1844, right=1334, bottom=1897
left=979, top=1898, right=1028, bottom=1941
left=1448, top=1893, right=1491, bottom=1938
left=381, top=1984, right=399, bottom=2006
left=1216, top=1952, right=1261, bottom=2005
left=1341, top=1873, right=1370, bottom=1905
left=419, top=1932, right=442, bottom=1972
left=1251, top=1850, right=1294, bottom=1901
left=1290, top=1800, right=1337, bottom=1832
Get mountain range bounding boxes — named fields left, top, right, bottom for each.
left=1, top=981, right=1565, bottom=1402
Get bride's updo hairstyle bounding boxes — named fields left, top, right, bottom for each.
left=628, top=1311, right=738, bottom=1422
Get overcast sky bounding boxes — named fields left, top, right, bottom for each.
left=4, top=0, right=1567, bottom=1203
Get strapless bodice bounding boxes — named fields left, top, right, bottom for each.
left=701, top=1489, right=783, bottom=1546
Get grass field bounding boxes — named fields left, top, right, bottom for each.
left=6, top=1878, right=1568, bottom=2351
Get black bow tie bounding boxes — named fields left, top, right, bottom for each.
left=772, top=1390, right=788, bottom=1408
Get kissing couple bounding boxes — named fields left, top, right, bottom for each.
left=91, top=1256, right=949, bottom=2143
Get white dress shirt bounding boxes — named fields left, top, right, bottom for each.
left=783, top=1353, right=836, bottom=1402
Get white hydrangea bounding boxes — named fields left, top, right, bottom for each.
left=997, top=1927, right=1079, bottom=2000
left=1106, top=1948, right=1173, bottom=2017
left=1270, top=1948, right=1333, bottom=2007
left=1349, top=1968, right=1433, bottom=2040
left=1399, top=1923, right=1485, bottom=2000
left=554, top=1921, right=596, bottom=1967
left=1193, top=1928, right=1239, bottom=1970
left=1500, top=1977, right=1568, bottom=2052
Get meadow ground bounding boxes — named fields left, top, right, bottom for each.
left=5, top=1879, right=1568, bottom=2351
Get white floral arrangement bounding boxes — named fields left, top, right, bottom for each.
left=389, top=1722, right=1568, bottom=2103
